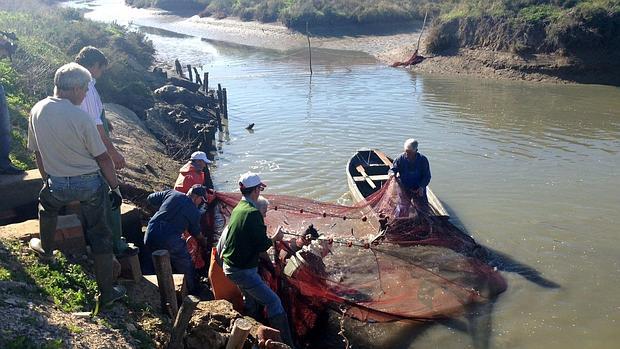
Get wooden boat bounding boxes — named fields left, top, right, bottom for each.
left=346, top=149, right=449, bottom=217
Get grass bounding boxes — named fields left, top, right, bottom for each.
left=0, top=1, right=155, bottom=170
left=1, top=239, right=98, bottom=312
left=6, top=337, right=64, bottom=349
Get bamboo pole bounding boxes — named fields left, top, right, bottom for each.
left=416, top=11, right=428, bottom=52
left=306, top=21, right=313, bottom=76
left=167, top=295, right=200, bottom=349
left=204, top=72, right=209, bottom=92
left=187, top=64, right=193, bottom=82
left=152, top=250, right=179, bottom=318
left=222, top=88, right=228, bottom=120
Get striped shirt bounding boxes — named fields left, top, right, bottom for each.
left=79, top=79, right=103, bottom=125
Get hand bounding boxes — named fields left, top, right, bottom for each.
left=111, top=150, right=126, bottom=170
left=271, top=225, right=284, bottom=242
left=109, top=186, right=122, bottom=210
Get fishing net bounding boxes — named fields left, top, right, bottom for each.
left=213, top=178, right=506, bottom=336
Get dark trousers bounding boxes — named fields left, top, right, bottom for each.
left=0, top=84, right=12, bottom=169
left=142, top=234, right=197, bottom=294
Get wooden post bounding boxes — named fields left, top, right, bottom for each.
left=193, top=67, right=202, bottom=85
left=187, top=64, right=193, bottom=82
left=152, top=250, right=179, bottom=318
left=119, top=252, right=142, bottom=282
left=217, top=84, right=223, bottom=111
left=225, top=318, right=252, bottom=349
left=204, top=72, right=209, bottom=92
left=222, top=88, right=228, bottom=120
left=167, top=295, right=200, bottom=349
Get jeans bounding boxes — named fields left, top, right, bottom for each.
left=39, top=172, right=112, bottom=255
left=143, top=229, right=197, bottom=294
left=225, top=266, right=284, bottom=318
left=0, top=83, right=12, bottom=168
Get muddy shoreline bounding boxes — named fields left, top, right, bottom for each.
left=175, top=15, right=618, bottom=85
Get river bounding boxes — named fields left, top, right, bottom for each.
left=65, top=1, right=620, bottom=348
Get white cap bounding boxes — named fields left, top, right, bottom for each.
left=404, top=138, right=418, bottom=151
left=238, top=171, right=266, bottom=189
left=190, top=151, right=211, bottom=164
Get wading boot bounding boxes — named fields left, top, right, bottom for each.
left=268, top=313, right=296, bottom=349
left=93, top=253, right=126, bottom=307
left=28, top=238, right=55, bottom=263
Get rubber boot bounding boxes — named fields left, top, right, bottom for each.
left=108, top=204, right=130, bottom=256
left=269, top=313, right=296, bottom=349
left=93, top=253, right=126, bottom=306
left=34, top=208, right=58, bottom=260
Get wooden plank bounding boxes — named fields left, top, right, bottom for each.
left=355, top=165, right=376, bottom=189
left=353, top=174, right=389, bottom=181
left=375, top=150, right=393, bottom=167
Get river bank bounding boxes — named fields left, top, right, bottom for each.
left=150, top=13, right=617, bottom=85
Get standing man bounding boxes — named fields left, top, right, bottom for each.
left=143, top=184, right=208, bottom=295
left=75, top=46, right=134, bottom=257
left=174, top=151, right=212, bottom=193
left=220, top=172, right=294, bottom=348
left=389, top=138, right=432, bottom=217
left=0, top=41, right=24, bottom=175
left=27, top=62, right=125, bottom=306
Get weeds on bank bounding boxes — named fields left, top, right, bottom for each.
left=1, top=239, right=97, bottom=312
left=5, top=336, right=64, bottom=349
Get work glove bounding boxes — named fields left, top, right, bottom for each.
left=109, top=186, right=122, bottom=210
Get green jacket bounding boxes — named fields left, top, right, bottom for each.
left=221, top=199, right=272, bottom=269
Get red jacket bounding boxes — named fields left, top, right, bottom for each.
left=174, top=162, right=205, bottom=194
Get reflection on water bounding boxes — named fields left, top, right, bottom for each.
left=66, top=1, right=620, bottom=348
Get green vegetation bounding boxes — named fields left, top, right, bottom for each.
left=1, top=0, right=155, bottom=169
left=426, top=0, right=620, bottom=55
left=1, top=239, right=98, bottom=312
left=6, top=336, right=64, bottom=349
left=127, top=0, right=620, bottom=58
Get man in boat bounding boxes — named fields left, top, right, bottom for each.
left=389, top=138, right=432, bottom=217
left=142, top=184, right=209, bottom=295
left=219, top=172, right=295, bottom=348
left=27, top=62, right=125, bottom=306
left=75, top=46, right=137, bottom=258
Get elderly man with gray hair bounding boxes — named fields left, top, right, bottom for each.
left=389, top=138, right=432, bottom=217
left=27, top=62, right=125, bottom=307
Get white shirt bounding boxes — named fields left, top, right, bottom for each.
left=79, top=79, right=103, bottom=126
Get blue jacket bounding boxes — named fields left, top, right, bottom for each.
left=144, top=190, right=201, bottom=245
left=390, top=153, right=431, bottom=190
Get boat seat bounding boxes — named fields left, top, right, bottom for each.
left=353, top=174, right=389, bottom=182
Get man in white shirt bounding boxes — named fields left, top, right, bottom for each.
left=75, top=46, right=135, bottom=257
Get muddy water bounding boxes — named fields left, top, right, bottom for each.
left=66, top=1, right=620, bottom=348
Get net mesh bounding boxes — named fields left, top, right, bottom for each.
left=214, top=178, right=506, bottom=335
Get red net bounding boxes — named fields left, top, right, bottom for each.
left=214, top=178, right=506, bottom=335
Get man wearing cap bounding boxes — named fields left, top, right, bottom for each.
left=220, top=172, right=295, bottom=348
left=143, top=184, right=208, bottom=294
left=174, top=151, right=213, bottom=192
left=389, top=138, right=432, bottom=217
